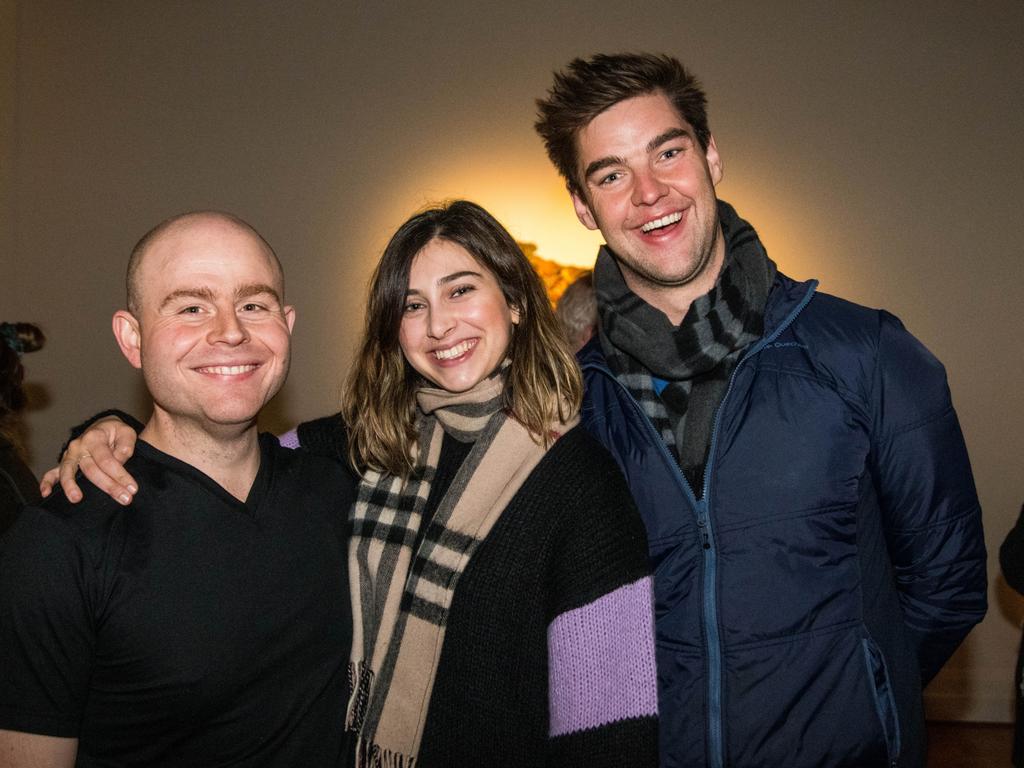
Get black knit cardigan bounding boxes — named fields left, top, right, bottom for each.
left=296, top=415, right=659, bottom=768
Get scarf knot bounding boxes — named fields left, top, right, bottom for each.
left=594, top=199, right=777, bottom=491
left=415, top=367, right=505, bottom=443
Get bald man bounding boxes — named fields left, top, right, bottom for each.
left=0, top=213, right=354, bottom=766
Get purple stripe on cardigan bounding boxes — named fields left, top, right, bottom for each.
left=547, top=576, right=658, bottom=737
left=277, top=429, right=300, bottom=450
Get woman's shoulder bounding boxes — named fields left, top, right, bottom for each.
left=524, top=425, right=638, bottom=522
left=539, top=424, right=624, bottom=483
left=293, top=413, right=350, bottom=461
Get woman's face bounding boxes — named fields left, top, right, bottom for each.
left=398, top=238, right=519, bottom=393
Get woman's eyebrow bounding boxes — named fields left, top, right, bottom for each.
left=436, top=270, right=481, bottom=286
left=406, top=270, right=483, bottom=296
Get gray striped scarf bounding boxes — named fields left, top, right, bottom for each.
left=595, top=200, right=776, bottom=493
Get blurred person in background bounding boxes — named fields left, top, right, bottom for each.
left=0, top=322, right=46, bottom=534
left=556, top=271, right=597, bottom=352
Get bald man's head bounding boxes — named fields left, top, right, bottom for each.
left=126, top=211, right=283, bottom=316
left=111, top=210, right=296, bottom=444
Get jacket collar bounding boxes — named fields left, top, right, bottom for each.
left=763, top=272, right=818, bottom=338
left=578, top=271, right=819, bottom=371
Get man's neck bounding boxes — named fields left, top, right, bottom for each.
left=140, top=411, right=262, bottom=501
left=622, top=238, right=727, bottom=327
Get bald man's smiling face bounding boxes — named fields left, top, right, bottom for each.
left=114, top=216, right=295, bottom=436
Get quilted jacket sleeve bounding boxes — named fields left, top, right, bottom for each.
left=870, top=311, right=987, bottom=686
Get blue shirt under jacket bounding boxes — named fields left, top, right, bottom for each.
left=578, top=271, right=987, bottom=768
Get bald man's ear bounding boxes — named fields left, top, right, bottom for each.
left=112, top=310, right=143, bottom=369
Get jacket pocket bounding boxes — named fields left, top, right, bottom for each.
left=862, top=637, right=901, bottom=763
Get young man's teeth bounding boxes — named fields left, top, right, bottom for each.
left=434, top=340, right=473, bottom=360
left=641, top=211, right=683, bottom=233
left=200, top=365, right=257, bottom=375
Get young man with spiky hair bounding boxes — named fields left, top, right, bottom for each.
left=536, top=53, right=987, bottom=768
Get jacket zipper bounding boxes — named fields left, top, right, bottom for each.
left=697, top=280, right=817, bottom=767
left=584, top=279, right=817, bottom=768
left=585, top=367, right=716, bottom=762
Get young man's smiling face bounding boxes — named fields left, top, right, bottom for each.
left=114, top=216, right=295, bottom=437
left=571, top=92, right=726, bottom=319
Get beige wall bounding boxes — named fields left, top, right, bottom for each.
left=6, top=0, right=1023, bottom=723
left=0, top=0, right=15, bottom=316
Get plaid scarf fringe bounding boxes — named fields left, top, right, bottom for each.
left=356, top=738, right=419, bottom=768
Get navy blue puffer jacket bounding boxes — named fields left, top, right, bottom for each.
left=578, top=273, right=987, bottom=768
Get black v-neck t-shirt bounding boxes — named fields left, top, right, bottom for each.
left=0, top=434, right=354, bottom=766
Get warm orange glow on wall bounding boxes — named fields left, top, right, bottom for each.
left=518, top=242, right=589, bottom=306
left=715, top=178, right=842, bottom=293
left=378, top=144, right=606, bottom=272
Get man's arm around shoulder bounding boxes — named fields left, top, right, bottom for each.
left=0, top=731, right=77, bottom=768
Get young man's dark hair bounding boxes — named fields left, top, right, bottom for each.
left=535, top=52, right=711, bottom=194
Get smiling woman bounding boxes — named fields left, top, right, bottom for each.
left=345, top=200, right=574, bottom=476
left=325, top=200, right=659, bottom=766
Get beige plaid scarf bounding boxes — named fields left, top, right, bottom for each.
left=346, top=368, right=578, bottom=766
